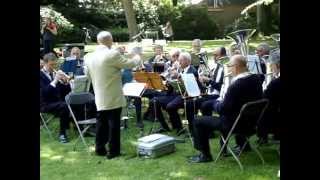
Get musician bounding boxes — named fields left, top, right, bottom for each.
left=152, top=52, right=201, bottom=135
left=184, top=47, right=226, bottom=136
left=40, top=53, right=71, bottom=143
left=142, top=48, right=181, bottom=121
left=247, top=43, right=270, bottom=74
left=162, top=21, right=173, bottom=42
left=61, top=47, right=85, bottom=76
left=40, top=59, right=44, bottom=69
left=41, top=17, right=58, bottom=54
left=188, top=55, right=264, bottom=163
left=84, top=31, right=142, bottom=159
left=144, top=44, right=169, bottom=72
left=191, top=39, right=206, bottom=70
left=257, top=49, right=280, bottom=144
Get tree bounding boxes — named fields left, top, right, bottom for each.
left=121, top=0, right=138, bottom=39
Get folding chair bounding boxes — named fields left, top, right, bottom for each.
left=40, top=112, right=55, bottom=139
left=214, top=98, right=269, bottom=170
left=65, top=92, right=97, bottom=152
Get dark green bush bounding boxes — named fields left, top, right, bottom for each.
left=172, top=6, right=219, bottom=40
left=109, top=28, right=129, bottom=42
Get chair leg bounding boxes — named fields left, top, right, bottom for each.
left=40, top=114, right=53, bottom=139
left=215, top=136, right=243, bottom=171
left=246, top=137, right=265, bottom=165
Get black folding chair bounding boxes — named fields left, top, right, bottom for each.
left=65, top=92, right=97, bottom=153
left=214, top=99, right=269, bottom=170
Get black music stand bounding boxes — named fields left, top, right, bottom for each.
left=133, top=72, right=167, bottom=134
left=122, top=83, right=146, bottom=136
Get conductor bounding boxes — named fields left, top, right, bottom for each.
left=84, top=31, right=142, bottom=159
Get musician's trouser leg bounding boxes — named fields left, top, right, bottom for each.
left=153, top=96, right=175, bottom=131
left=200, top=95, right=219, bottom=116
left=42, top=102, right=70, bottom=136
left=166, top=96, right=184, bottom=131
left=193, top=116, right=222, bottom=156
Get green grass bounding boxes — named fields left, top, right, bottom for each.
left=45, top=39, right=280, bottom=179
left=41, top=106, right=279, bottom=180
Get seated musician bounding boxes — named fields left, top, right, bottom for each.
left=191, top=39, right=206, bottom=70
left=152, top=52, right=203, bottom=135
left=40, top=53, right=72, bottom=143
left=257, top=49, right=280, bottom=144
left=247, top=43, right=270, bottom=75
left=60, top=47, right=84, bottom=76
left=144, top=44, right=169, bottom=72
left=188, top=55, right=264, bottom=163
left=184, top=47, right=226, bottom=136
left=142, top=48, right=181, bottom=121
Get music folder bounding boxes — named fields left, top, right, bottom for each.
left=122, top=82, right=146, bottom=97
left=71, top=75, right=90, bottom=93
left=181, top=74, right=201, bottom=97
left=133, top=72, right=166, bottom=91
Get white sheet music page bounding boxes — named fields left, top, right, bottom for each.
left=181, top=74, right=201, bottom=97
left=122, top=82, right=146, bottom=97
left=72, top=75, right=89, bottom=93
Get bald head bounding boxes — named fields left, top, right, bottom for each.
left=228, top=55, right=248, bottom=76
left=97, top=31, right=113, bottom=48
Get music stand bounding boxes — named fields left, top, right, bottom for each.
left=122, top=82, right=146, bottom=133
left=133, top=72, right=167, bottom=134
left=176, top=74, right=201, bottom=145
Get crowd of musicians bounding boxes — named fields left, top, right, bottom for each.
left=40, top=31, right=280, bottom=162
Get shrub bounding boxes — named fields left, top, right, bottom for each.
left=172, top=6, right=219, bottom=40
left=109, top=28, right=130, bottom=42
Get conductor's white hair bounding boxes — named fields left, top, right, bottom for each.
left=97, top=31, right=112, bottom=42
left=179, top=52, right=191, bottom=63
left=169, top=48, right=181, bottom=56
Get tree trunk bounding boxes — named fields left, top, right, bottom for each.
left=121, top=0, right=138, bottom=40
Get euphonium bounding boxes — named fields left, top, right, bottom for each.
left=226, top=29, right=256, bottom=57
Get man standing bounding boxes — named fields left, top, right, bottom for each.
left=84, top=31, right=142, bottom=159
left=41, top=17, right=57, bottom=54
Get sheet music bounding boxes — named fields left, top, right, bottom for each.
left=122, top=82, right=146, bottom=97
left=181, top=74, right=201, bottom=97
left=71, top=75, right=89, bottom=93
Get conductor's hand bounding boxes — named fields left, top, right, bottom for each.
left=116, top=46, right=126, bottom=55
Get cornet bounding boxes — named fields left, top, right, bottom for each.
left=53, top=69, right=71, bottom=84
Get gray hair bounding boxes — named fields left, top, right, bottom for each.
left=179, top=52, right=191, bottom=63
left=43, top=53, right=57, bottom=63
left=97, top=31, right=112, bottom=43
left=192, top=39, right=202, bottom=46
left=257, top=43, right=270, bottom=54
left=268, top=49, right=280, bottom=65
left=169, top=48, right=181, bottom=56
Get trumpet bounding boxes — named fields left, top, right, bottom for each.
left=53, top=69, right=71, bottom=84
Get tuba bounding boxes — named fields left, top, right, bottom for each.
left=226, top=29, right=256, bottom=57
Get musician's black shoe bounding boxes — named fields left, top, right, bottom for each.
left=58, top=134, right=69, bottom=143
left=95, top=147, right=108, bottom=156
left=188, top=153, right=212, bottom=163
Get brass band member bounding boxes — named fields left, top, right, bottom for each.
left=184, top=47, right=226, bottom=136
left=191, top=39, right=206, bottom=70
left=144, top=44, right=169, bottom=72
left=40, top=53, right=72, bottom=143
left=151, top=52, right=202, bottom=135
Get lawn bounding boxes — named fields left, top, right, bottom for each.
left=43, top=39, right=280, bottom=180
left=41, top=109, right=279, bottom=180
